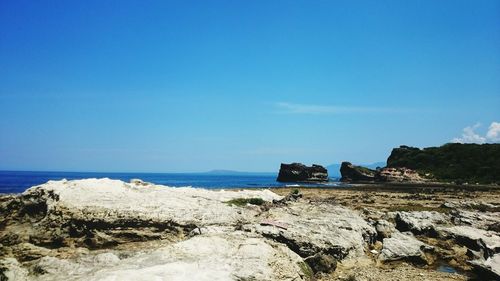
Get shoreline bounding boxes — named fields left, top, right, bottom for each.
left=1, top=178, right=499, bottom=280
left=2, top=181, right=500, bottom=196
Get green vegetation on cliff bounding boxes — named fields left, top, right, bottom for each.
left=387, top=143, right=500, bottom=184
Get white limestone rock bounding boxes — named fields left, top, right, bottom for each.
left=395, top=211, right=449, bottom=234
left=0, top=258, right=29, bottom=281
left=245, top=202, right=376, bottom=260
left=375, top=219, right=396, bottom=239
left=3, top=178, right=283, bottom=247
left=449, top=209, right=500, bottom=231
left=26, top=233, right=306, bottom=281
left=470, top=253, right=500, bottom=280
left=379, top=231, right=433, bottom=262
left=437, top=225, right=500, bottom=255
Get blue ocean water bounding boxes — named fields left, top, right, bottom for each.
left=0, top=171, right=341, bottom=194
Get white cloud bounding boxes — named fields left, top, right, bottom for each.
left=275, top=102, right=404, bottom=115
left=486, top=122, right=500, bottom=142
left=452, top=122, right=500, bottom=144
left=452, top=123, right=486, bottom=144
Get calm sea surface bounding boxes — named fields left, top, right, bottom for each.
left=0, top=171, right=341, bottom=194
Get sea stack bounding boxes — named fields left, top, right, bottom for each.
left=276, top=163, right=328, bottom=182
left=339, top=162, right=376, bottom=182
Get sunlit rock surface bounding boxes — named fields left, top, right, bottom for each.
left=2, top=233, right=305, bottom=281
left=379, top=232, right=433, bottom=262
left=1, top=178, right=499, bottom=281
left=245, top=202, right=376, bottom=259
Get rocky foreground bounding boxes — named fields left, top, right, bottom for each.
left=1, top=179, right=499, bottom=280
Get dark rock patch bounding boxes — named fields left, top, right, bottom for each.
left=340, top=162, right=376, bottom=182
left=304, top=253, right=337, bottom=274
left=277, top=163, right=328, bottom=183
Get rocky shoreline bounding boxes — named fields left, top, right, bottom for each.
left=1, top=179, right=499, bottom=280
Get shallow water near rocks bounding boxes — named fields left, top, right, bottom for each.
left=436, top=264, right=458, bottom=273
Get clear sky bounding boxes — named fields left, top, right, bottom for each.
left=1, top=0, right=499, bottom=172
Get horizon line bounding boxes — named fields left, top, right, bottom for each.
left=0, top=169, right=278, bottom=175
left=0, top=161, right=388, bottom=175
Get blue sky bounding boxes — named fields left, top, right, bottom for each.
left=1, top=0, right=499, bottom=172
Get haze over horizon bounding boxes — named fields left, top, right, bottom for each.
left=1, top=1, right=499, bottom=173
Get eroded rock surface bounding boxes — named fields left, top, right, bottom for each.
left=379, top=232, right=433, bottom=263
left=436, top=226, right=500, bottom=258
left=376, top=167, right=429, bottom=183
left=0, top=178, right=375, bottom=280
left=470, top=253, right=500, bottom=280
left=245, top=202, right=376, bottom=261
left=1, top=178, right=499, bottom=281
left=445, top=202, right=500, bottom=231
left=0, top=178, right=281, bottom=250
left=374, top=219, right=396, bottom=240
left=1, top=179, right=303, bottom=281
left=2, top=233, right=306, bottom=281
left=395, top=211, right=450, bottom=234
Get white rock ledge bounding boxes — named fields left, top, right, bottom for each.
left=0, top=178, right=376, bottom=281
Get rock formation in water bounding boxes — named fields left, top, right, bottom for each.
left=340, top=162, right=428, bottom=183
left=339, top=162, right=377, bottom=182
left=276, top=163, right=328, bottom=182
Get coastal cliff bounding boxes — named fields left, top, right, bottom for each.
left=340, top=143, right=500, bottom=184
left=387, top=143, right=500, bottom=184
left=340, top=162, right=428, bottom=183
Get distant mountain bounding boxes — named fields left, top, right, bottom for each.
left=327, top=162, right=386, bottom=178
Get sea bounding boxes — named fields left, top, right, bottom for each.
left=0, top=171, right=342, bottom=194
